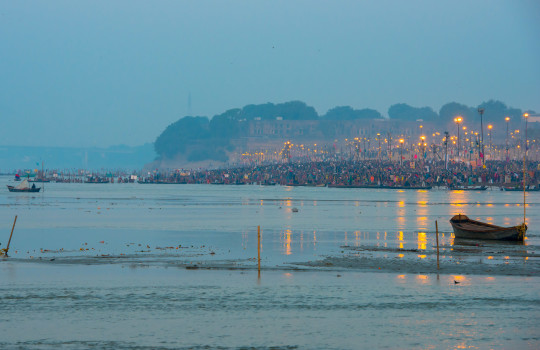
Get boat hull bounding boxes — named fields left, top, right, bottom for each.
left=449, top=186, right=487, bottom=191
left=450, top=214, right=525, bottom=241
left=501, top=186, right=540, bottom=192
left=7, top=186, right=41, bottom=193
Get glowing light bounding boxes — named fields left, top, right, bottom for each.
left=417, top=232, right=427, bottom=250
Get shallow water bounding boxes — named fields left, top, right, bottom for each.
left=1, top=176, right=539, bottom=349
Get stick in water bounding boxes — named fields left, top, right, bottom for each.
left=257, top=225, right=261, bottom=277
left=435, top=220, right=440, bottom=270
left=3, top=215, right=18, bottom=257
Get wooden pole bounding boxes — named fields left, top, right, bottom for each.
left=257, top=225, right=261, bottom=277
left=4, top=215, right=18, bottom=256
left=435, top=220, right=440, bottom=270
left=523, top=154, right=526, bottom=224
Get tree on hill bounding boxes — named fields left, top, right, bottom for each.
left=154, top=116, right=210, bottom=158
left=388, top=103, right=438, bottom=121
left=477, top=100, right=522, bottom=126
left=239, top=101, right=318, bottom=120
left=322, top=106, right=383, bottom=120
left=439, top=102, right=476, bottom=124
left=209, top=109, right=242, bottom=138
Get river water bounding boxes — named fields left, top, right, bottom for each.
left=1, top=176, right=539, bottom=349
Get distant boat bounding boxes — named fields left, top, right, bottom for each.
left=383, top=185, right=432, bottom=190
left=29, top=178, right=51, bottom=183
left=7, top=179, right=41, bottom=193
left=85, top=177, right=110, bottom=184
left=501, top=185, right=540, bottom=192
left=449, top=185, right=487, bottom=191
left=449, top=214, right=526, bottom=241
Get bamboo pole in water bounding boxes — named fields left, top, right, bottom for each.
left=257, top=225, right=261, bottom=277
left=435, top=220, right=440, bottom=270
left=523, top=155, right=526, bottom=224
left=3, top=215, right=18, bottom=257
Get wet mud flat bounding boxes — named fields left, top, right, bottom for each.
left=6, top=235, right=539, bottom=277
left=296, top=237, right=540, bottom=276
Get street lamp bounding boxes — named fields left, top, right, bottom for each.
left=478, top=108, right=485, bottom=166
left=420, top=135, right=426, bottom=162
left=524, top=113, right=529, bottom=156
left=377, top=133, right=381, bottom=161
left=505, top=117, right=510, bottom=162
left=444, top=131, right=449, bottom=169
left=487, top=124, right=493, bottom=160
left=399, top=139, right=404, bottom=166
left=454, top=116, right=462, bottom=159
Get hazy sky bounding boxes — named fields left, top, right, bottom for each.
left=1, top=0, right=539, bottom=147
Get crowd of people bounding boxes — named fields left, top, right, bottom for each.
left=139, top=159, right=540, bottom=189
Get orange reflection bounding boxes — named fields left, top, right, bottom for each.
left=284, top=229, right=292, bottom=255
left=417, top=275, right=428, bottom=280
left=397, top=274, right=406, bottom=279
left=398, top=201, right=405, bottom=207
left=417, top=232, right=427, bottom=250
left=398, top=254, right=404, bottom=258
left=453, top=275, right=466, bottom=282
left=418, top=254, right=427, bottom=259
left=397, top=216, right=405, bottom=229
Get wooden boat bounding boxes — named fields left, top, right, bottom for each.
left=449, top=185, right=487, bottom=191
left=327, top=184, right=378, bottom=188
left=384, top=185, right=432, bottom=190
left=501, top=185, right=540, bottom=192
left=449, top=214, right=526, bottom=241
left=7, top=179, right=41, bottom=193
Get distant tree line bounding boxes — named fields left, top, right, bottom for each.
left=154, top=99, right=531, bottom=162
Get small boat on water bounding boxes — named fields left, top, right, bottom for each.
left=501, top=185, right=540, bottom=192
left=449, top=214, right=526, bottom=241
left=449, top=185, right=487, bottom=191
left=7, top=179, right=41, bottom=193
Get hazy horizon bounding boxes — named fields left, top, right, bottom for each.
left=1, top=0, right=539, bottom=148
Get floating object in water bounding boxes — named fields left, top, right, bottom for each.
left=292, top=208, right=299, bottom=213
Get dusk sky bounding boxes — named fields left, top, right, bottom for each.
left=1, top=0, right=539, bottom=147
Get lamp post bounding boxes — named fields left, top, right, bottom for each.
left=444, top=131, right=449, bottom=169
left=363, top=138, right=366, bottom=160
left=505, top=117, right=510, bottom=162
left=524, top=113, right=529, bottom=156
left=377, top=133, right=381, bottom=161
left=399, top=138, right=404, bottom=166
left=454, top=116, right=462, bottom=159
left=478, top=108, right=485, bottom=166
left=523, top=113, right=529, bottom=221
left=488, top=124, right=493, bottom=160
left=420, top=135, right=426, bottom=164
